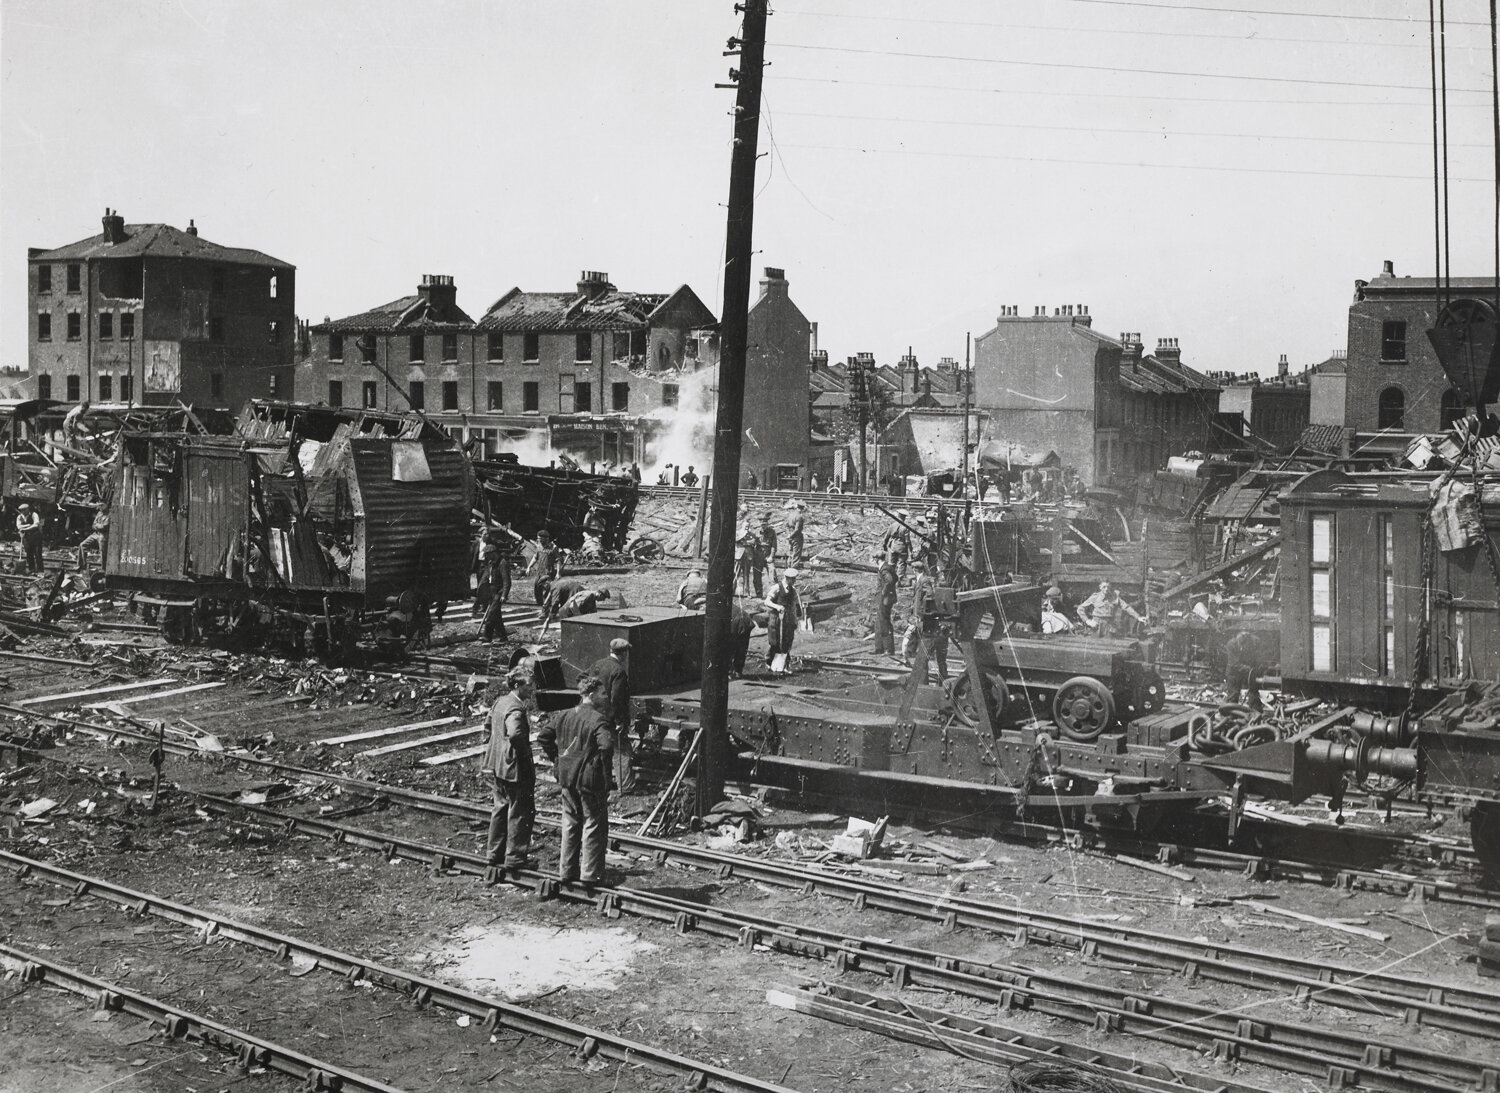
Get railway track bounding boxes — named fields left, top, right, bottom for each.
left=1, top=851, right=800, bottom=1093
left=7, top=686, right=1497, bottom=912
left=0, top=942, right=409, bottom=1093
left=163, top=793, right=1497, bottom=1093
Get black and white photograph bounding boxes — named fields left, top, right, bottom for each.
left=2, top=2, right=1500, bottom=1090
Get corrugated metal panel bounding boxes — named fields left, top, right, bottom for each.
left=348, top=437, right=471, bottom=602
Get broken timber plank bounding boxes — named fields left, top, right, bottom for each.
left=419, top=742, right=488, bottom=767
left=317, top=716, right=460, bottom=747
left=1160, top=535, right=1282, bottom=602
left=20, top=678, right=177, bottom=707
left=84, top=682, right=226, bottom=708
left=358, top=723, right=484, bottom=758
left=1240, top=900, right=1390, bottom=941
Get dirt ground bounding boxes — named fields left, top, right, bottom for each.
left=1, top=515, right=1495, bottom=1093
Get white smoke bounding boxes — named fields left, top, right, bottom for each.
left=639, top=367, right=717, bottom=482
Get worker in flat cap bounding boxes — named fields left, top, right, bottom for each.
left=784, top=500, right=805, bottom=569
left=764, top=568, right=804, bottom=670
left=480, top=667, right=537, bottom=878
left=15, top=503, right=43, bottom=574
left=590, top=636, right=636, bottom=793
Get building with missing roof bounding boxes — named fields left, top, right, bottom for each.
left=28, top=210, right=295, bottom=409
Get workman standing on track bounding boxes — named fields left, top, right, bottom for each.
left=883, top=519, right=911, bottom=581
left=784, top=501, right=805, bottom=569
left=528, top=529, right=564, bottom=605
left=756, top=512, right=778, bottom=587
left=16, top=504, right=43, bottom=573
left=481, top=668, right=537, bottom=878
left=590, top=637, right=636, bottom=794
left=539, top=673, right=615, bottom=887
left=1077, top=579, right=1144, bottom=638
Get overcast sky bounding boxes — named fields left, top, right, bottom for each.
left=3, top=0, right=1496, bottom=379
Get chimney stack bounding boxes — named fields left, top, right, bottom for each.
left=185, top=219, right=197, bottom=237
left=758, top=266, right=788, bottom=300
left=102, top=209, right=127, bottom=245
left=1277, top=353, right=1289, bottom=378
left=1120, top=333, right=1143, bottom=368
left=418, top=274, right=457, bottom=315
left=576, top=270, right=613, bottom=300
left=809, top=321, right=819, bottom=357
left=1155, top=337, right=1181, bottom=364
left=1381, top=259, right=1395, bottom=278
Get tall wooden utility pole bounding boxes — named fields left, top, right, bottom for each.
left=698, top=0, right=768, bottom=815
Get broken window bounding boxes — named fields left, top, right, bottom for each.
left=329, top=333, right=344, bottom=361
left=120, top=312, right=135, bottom=340
left=524, top=332, right=540, bottom=362
left=360, top=335, right=376, bottom=365
left=574, top=382, right=592, bottom=413
left=67, top=374, right=81, bottom=400
left=37, top=313, right=50, bottom=342
left=487, top=381, right=503, bottom=411
left=1381, top=320, right=1407, bottom=363
left=99, top=312, right=113, bottom=340
left=329, top=380, right=343, bottom=407
left=442, top=380, right=459, bottom=411
left=99, top=374, right=113, bottom=401
left=613, top=332, right=630, bottom=360
left=575, top=333, right=592, bottom=362
left=630, top=329, right=646, bottom=356
left=662, top=383, right=679, bottom=408
left=523, top=381, right=539, bottom=412
left=409, top=334, right=424, bottom=363
left=1441, top=388, right=1465, bottom=429
left=443, top=333, right=458, bottom=362
left=408, top=380, right=425, bottom=410
left=612, top=382, right=629, bottom=412
left=488, top=332, right=504, bottom=361
left=269, top=274, right=278, bottom=299
left=37, top=265, right=51, bottom=294
left=67, top=312, right=81, bottom=340
left=66, top=264, right=81, bottom=293
left=362, top=380, right=378, bottom=408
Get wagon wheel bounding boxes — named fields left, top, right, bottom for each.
left=627, top=537, right=664, bottom=563
left=1052, top=676, right=1115, bottom=741
left=951, top=671, right=1011, bottom=728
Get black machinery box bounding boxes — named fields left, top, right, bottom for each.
left=560, top=606, right=703, bottom=692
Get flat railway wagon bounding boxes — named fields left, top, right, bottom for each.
left=102, top=404, right=473, bottom=656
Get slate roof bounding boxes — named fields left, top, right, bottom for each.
left=479, top=284, right=715, bottom=332
left=31, top=223, right=290, bottom=269
left=314, top=295, right=474, bottom=333
left=1298, top=423, right=1351, bottom=455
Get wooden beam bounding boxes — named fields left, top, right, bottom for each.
left=1159, top=534, right=1281, bottom=601
left=85, top=682, right=225, bottom=708
left=358, top=723, right=484, bottom=758
left=21, top=678, right=177, bottom=707
left=318, top=716, right=461, bottom=747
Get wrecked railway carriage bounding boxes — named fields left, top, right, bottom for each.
left=102, top=402, right=472, bottom=654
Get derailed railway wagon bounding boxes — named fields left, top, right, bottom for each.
left=102, top=406, right=472, bottom=657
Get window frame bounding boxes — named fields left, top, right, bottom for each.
left=523, top=380, right=540, bottom=413
left=362, top=380, right=378, bottom=409
left=574, top=380, right=592, bottom=413
left=37, top=313, right=51, bottom=342
left=487, top=381, right=503, bottom=411
left=442, top=332, right=458, bottom=363
left=37, top=265, right=51, bottom=294
left=328, top=380, right=344, bottom=408
left=575, top=332, right=592, bottom=362
left=328, top=333, right=344, bottom=362
left=523, top=332, right=540, bottom=363
left=409, top=334, right=425, bottom=363
left=611, top=381, right=629, bottom=412
left=120, top=312, right=135, bottom=340
left=1377, top=386, right=1405, bottom=430
left=66, top=264, right=81, bottom=294
left=67, top=312, right=82, bottom=341
left=441, top=380, right=459, bottom=412
left=1380, top=320, right=1407, bottom=363
left=487, top=332, right=504, bottom=362
left=66, top=374, right=81, bottom=401
left=408, top=380, right=425, bottom=410
left=37, top=374, right=51, bottom=400
left=99, top=312, right=113, bottom=340
left=99, top=374, right=113, bottom=402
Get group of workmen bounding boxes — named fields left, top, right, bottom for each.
left=479, top=634, right=636, bottom=884
left=470, top=523, right=618, bottom=644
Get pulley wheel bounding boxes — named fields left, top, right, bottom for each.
left=1052, top=676, right=1115, bottom=741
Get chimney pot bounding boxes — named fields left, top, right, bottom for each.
left=1381, top=259, right=1394, bottom=277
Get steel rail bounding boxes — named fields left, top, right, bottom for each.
left=9, top=701, right=1493, bottom=911
left=179, top=795, right=1500, bottom=1093
left=0, top=851, right=799, bottom=1093
left=0, top=942, right=411, bottom=1093
left=7, top=721, right=1497, bottom=1028
left=767, top=978, right=1284, bottom=1093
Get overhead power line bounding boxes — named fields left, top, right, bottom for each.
left=1065, top=0, right=1487, bottom=26
left=777, top=141, right=1492, bottom=182
left=778, top=6, right=1474, bottom=48
left=775, top=109, right=1492, bottom=149
left=768, top=72, right=1495, bottom=109
left=769, top=42, right=1493, bottom=94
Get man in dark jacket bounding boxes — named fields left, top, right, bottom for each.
left=729, top=600, right=755, bottom=676
left=873, top=560, right=898, bottom=655
left=481, top=669, right=536, bottom=876
left=538, top=674, right=615, bottom=885
left=590, top=637, right=635, bottom=793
